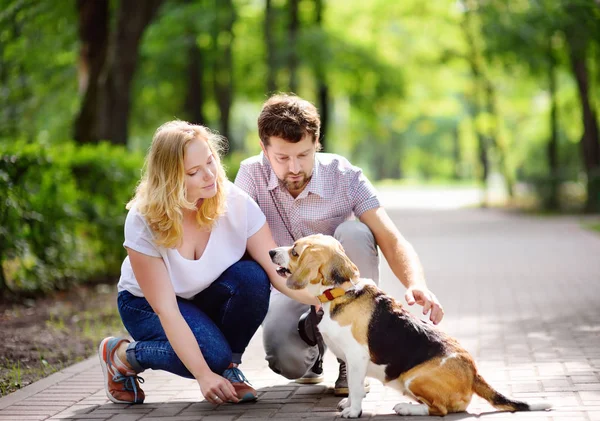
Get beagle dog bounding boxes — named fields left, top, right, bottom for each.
left=269, top=234, right=552, bottom=418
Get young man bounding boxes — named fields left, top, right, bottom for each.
left=234, top=94, right=444, bottom=396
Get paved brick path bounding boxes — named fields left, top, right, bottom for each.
left=1, top=207, right=599, bottom=420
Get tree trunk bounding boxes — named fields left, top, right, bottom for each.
left=485, top=80, right=514, bottom=199
left=567, top=41, right=600, bottom=212
left=287, top=0, right=300, bottom=93
left=97, top=0, right=164, bottom=145
left=212, top=0, right=236, bottom=152
left=452, top=125, right=461, bottom=180
left=184, top=31, right=205, bottom=125
left=462, top=5, right=489, bottom=207
left=265, top=0, right=277, bottom=94
left=546, top=43, right=560, bottom=210
left=314, top=0, right=329, bottom=149
left=73, top=0, right=109, bottom=144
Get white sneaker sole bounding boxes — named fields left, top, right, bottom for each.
left=295, top=375, right=325, bottom=384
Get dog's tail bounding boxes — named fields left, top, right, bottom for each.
left=473, top=374, right=552, bottom=412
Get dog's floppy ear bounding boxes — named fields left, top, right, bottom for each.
left=287, top=247, right=323, bottom=288
left=321, top=252, right=358, bottom=286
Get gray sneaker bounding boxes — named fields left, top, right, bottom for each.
left=334, top=359, right=370, bottom=396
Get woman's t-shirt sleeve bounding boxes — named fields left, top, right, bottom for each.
left=123, top=209, right=162, bottom=257
left=246, top=195, right=267, bottom=238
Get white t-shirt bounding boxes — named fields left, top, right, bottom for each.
left=118, top=181, right=266, bottom=299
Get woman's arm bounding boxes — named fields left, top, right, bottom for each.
left=246, top=223, right=319, bottom=306
left=127, top=249, right=239, bottom=403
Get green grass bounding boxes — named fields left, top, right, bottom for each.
left=583, top=222, right=600, bottom=234
left=0, top=360, right=21, bottom=396
left=0, top=283, right=126, bottom=397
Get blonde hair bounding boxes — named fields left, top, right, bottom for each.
left=127, top=120, right=228, bottom=248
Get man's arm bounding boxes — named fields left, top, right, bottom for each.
left=359, top=207, right=444, bottom=324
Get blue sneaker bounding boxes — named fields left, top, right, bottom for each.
left=222, top=364, right=258, bottom=402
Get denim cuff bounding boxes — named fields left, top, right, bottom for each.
left=231, top=352, right=242, bottom=365
left=126, top=341, right=145, bottom=373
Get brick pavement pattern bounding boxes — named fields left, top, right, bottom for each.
left=1, top=207, right=599, bottom=420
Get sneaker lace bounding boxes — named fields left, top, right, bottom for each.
left=113, top=371, right=145, bottom=399
left=222, top=366, right=250, bottom=385
left=338, top=361, right=347, bottom=379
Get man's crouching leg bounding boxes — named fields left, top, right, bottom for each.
left=334, top=220, right=380, bottom=284
left=262, top=293, right=322, bottom=381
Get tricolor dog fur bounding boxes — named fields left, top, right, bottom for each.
left=269, top=234, right=552, bottom=418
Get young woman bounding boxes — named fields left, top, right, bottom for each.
left=99, top=120, right=317, bottom=405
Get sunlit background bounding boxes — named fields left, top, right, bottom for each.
left=1, top=0, right=599, bottom=295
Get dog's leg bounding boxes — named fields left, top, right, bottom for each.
left=393, top=403, right=429, bottom=416
left=339, top=352, right=368, bottom=419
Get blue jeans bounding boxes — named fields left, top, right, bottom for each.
left=118, top=260, right=270, bottom=378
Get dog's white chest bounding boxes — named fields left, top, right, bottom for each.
left=320, top=304, right=391, bottom=385
left=319, top=306, right=369, bottom=364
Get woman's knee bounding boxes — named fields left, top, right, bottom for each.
left=220, top=260, right=270, bottom=322
left=203, top=347, right=232, bottom=375
left=226, top=260, right=270, bottom=298
left=188, top=325, right=232, bottom=374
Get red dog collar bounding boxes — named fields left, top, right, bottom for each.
left=317, top=287, right=347, bottom=303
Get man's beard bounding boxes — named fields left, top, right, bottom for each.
left=283, top=172, right=310, bottom=192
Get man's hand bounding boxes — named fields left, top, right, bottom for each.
left=405, top=286, right=444, bottom=325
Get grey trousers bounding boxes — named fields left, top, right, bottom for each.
left=262, top=220, right=380, bottom=379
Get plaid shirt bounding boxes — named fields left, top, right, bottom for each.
left=234, top=152, right=381, bottom=247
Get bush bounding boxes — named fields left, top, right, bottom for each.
left=0, top=141, right=143, bottom=297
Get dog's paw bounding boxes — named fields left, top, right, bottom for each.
left=337, top=398, right=351, bottom=410
left=393, top=402, right=428, bottom=416
left=341, top=407, right=362, bottom=418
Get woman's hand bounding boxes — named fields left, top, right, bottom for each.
left=197, top=372, right=239, bottom=404
left=247, top=223, right=320, bottom=306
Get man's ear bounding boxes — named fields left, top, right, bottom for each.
left=321, top=253, right=358, bottom=286
left=315, top=139, right=322, bottom=152
left=260, top=140, right=268, bottom=156
left=287, top=250, right=322, bottom=289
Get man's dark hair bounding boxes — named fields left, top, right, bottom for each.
left=258, top=94, right=321, bottom=146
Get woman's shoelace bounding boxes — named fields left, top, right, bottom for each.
left=222, top=366, right=249, bottom=384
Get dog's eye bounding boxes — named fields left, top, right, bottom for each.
left=291, top=248, right=298, bottom=257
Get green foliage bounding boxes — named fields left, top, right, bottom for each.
left=59, top=143, right=143, bottom=274
left=0, top=141, right=143, bottom=296
left=222, top=150, right=246, bottom=181
left=0, top=142, right=79, bottom=292
left=0, top=0, right=78, bottom=143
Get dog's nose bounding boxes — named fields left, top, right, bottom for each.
left=269, top=250, right=276, bottom=258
